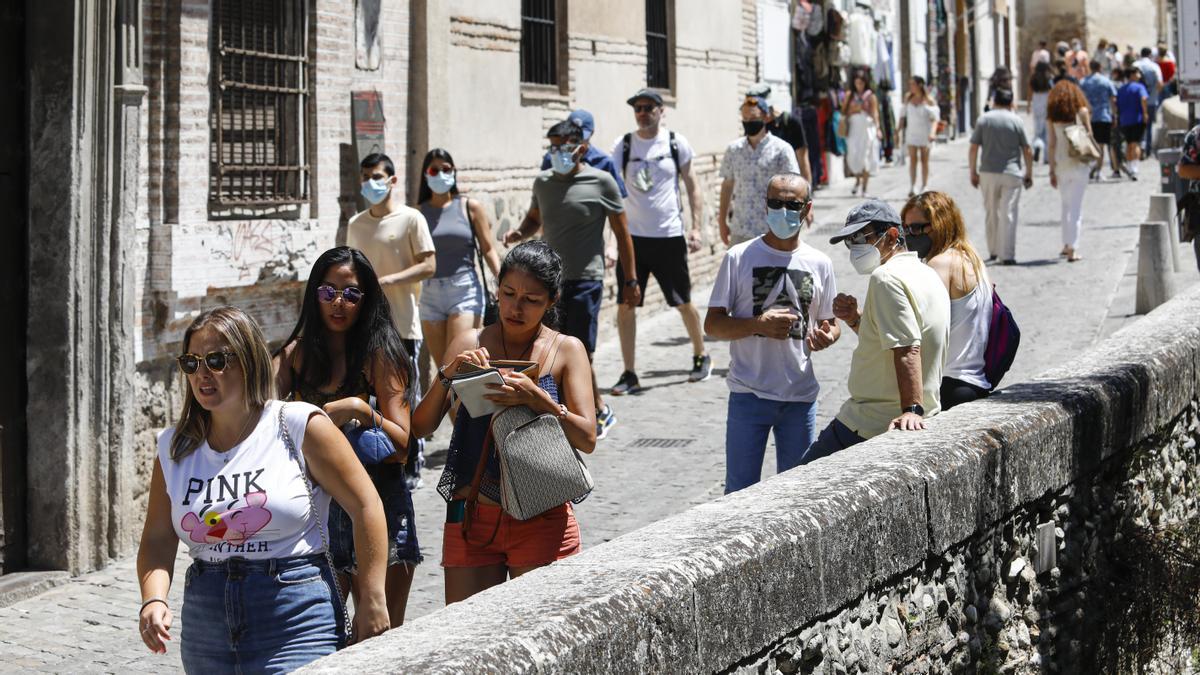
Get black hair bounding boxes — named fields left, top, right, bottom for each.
left=1141, top=47, right=1152, bottom=57
left=992, top=88, right=1015, bottom=106
left=546, top=120, right=583, bottom=143
left=417, top=147, right=460, bottom=205
left=498, top=241, right=563, bottom=328
left=1089, top=59, right=1101, bottom=72
left=277, top=247, right=414, bottom=405
left=360, top=153, right=395, bottom=177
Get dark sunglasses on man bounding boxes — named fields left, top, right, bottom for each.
left=177, top=350, right=236, bottom=375
left=317, top=284, right=364, bottom=305
left=766, top=198, right=811, bottom=212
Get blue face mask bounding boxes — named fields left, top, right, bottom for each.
left=550, top=150, right=577, bottom=175
left=766, top=207, right=804, bottom=239
left=361, top=178, right=391, bottom=205
left=425, top=170, right=455, bottom=195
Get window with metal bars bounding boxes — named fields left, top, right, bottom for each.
left=210, top=0, right=309, bottom=209
left=646, top=0, right=671, bottom=90
left=520, top=0, right=558, bottom=85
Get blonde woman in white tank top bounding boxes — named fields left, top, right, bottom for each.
left=901, top=192, right=993, bottom=410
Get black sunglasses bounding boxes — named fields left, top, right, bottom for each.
left=177, top=350, right=236, bottom=375
left=632, top=104, right=659, bottom=113
left=317, top=284, right=364, bottom=305
left=904, top=221, right=932, bottom=233
left=766, top=198, right=810, bottom=211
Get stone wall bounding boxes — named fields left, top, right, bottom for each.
left=298, top=288, right=1200, bottom=674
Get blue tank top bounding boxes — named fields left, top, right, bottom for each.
left=436, top=374, right=561, bottom=504
left=420, top=196, right=476, bottom=279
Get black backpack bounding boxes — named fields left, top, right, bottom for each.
left=620, top=131, right=682, bottom=208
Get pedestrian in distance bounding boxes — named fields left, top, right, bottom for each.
left=1029, top=61, right=1054, bottom=163
left=505, top=119, right=640, bottom=440
left=1132, top=48, right=1163, bottom=152
left=137, top=306, right=390, bottom=672
left=1047, top=80, right=1094, bottom=262
left=705, top=173, right=838, bottom=493
left=274, top=247, right=423, bottom=627
left=1079, top=60, right=1118, bottom=181
left=347, top=152, right=435, bottom=489
left=899, top=75, right=940, bottom=197
left=410, top=241, right=597, bottom=604
left=608, top=88, right=712, bottom=396
left=807, top=200, right=950, bottom=455
left=1029, top=40, right=1051, bottom=76
left=900, top=192, right=994, bottom=409
left=747, top=82, right=814, bottom=186
left=415, top=148, right=503, bottom=374
left=986, top=66, right=1014, bottom=109
left=1108, top=66, right=1132, bottom=179
left=1116, top=67, right=1150, bottom=181
left=841, top=70, right=882, bottom=196
left=718, top=93, right=800, bottom=247
left=1067, top=38, right=1089, bottom=81
left=968, top=88, right=1034, bottom=265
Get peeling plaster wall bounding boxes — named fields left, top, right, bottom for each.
left=299, top=287, right=1200, bottom=674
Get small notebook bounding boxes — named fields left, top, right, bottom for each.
left=449, top=360, right=539, bottom=418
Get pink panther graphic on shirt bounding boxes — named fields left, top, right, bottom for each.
left=181, top=491, right=273, bottom=544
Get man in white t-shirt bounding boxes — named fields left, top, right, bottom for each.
left=705, top=173, right=840, bottom=494
left=608, top=88, right=712, bottom=396
left=808, top=199, right=950, bottom=457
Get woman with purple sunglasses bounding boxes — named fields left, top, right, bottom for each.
left=273, top=246, right=423, bottom=627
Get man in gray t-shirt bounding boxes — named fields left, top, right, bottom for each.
left=969, top=88, right=1033, bottom=264
left=506, top=119, right=640, bottom=439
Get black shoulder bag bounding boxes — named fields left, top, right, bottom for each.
left=464, top=197, right=499, bottom=326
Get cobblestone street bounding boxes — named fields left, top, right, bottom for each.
left=1, top=136, right=1193, bottom=673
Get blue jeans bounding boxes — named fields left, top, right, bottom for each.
left=807, top=418, right=868, bottom=460
left=181, top=555, right=346, bottom=674
left=724, top=392, right=817, bottom=494
left=328, top=462, right=423, bottom=573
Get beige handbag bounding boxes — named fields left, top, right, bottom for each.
left=1064, top=109, right=1101, bottom=162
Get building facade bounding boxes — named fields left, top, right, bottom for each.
left=3, top=0, right=1019, bottom=578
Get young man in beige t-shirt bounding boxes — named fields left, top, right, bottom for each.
left=346, top=152, right=436, bottom=484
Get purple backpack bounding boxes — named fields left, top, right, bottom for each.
left=983, top=286, right=1020, bottom=390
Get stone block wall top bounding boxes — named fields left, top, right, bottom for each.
left=300, top=287, right=1200, bottom=673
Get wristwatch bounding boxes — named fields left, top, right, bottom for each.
left=623, top=278, right=639, bottom=288
left=902, top=403, right=925, bottom=416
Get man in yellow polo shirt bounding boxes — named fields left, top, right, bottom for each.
left=806, top=199, right=950, bottom=457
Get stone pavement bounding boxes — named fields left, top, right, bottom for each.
left=1, top=135, right=1191, bottom=674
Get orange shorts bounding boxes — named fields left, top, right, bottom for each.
left=442, top=502, right=581, bottom=568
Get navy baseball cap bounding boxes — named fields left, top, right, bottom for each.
left=568, top=109, right=595, bottom=140
left=829, top=199, right=902, bottom=244
left=626, top=88, right=665, bottom=107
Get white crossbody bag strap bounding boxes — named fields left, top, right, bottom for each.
left=277, top=403, right=353, bottom=640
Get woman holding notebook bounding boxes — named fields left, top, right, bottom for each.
left=411, top=241, right=597, bottom=604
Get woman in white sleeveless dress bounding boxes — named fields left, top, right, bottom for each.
left=841, top=71, right=881, bottom=196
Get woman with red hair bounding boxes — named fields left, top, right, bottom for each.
left=1047, top=80, right=1094, bottom=262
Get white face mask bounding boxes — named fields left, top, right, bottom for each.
left=849, top=241, right=883, bottom=275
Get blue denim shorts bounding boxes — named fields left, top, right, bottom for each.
left=420, top=270, right=484, bottom=322
left=328, top=462, right=423, bottom=573
left=181, top=554, right=346, bottom=674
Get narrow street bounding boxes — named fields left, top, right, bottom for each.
left=0, top=135, right=1192, bottom=674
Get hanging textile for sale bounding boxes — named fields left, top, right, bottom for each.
left=875, top=85, right=897, bottom=162
left=872, top=30, right=895, bottom=90
left=801, top=105, right=823, bottom=186
left=847, top=12, right=876, bottom=67
left=794, top=30, right=815, bottom=104
left=792, top=0, right=814, bottom=32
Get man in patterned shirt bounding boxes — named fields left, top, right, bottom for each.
left=718, top=94, right=801, bottom=247
left=1176, top=124, right=1200, bottom=271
